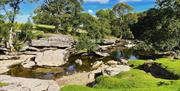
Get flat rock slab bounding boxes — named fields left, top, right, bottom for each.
left=0, top=55, right=35, bottom=74
left=56, top=72, right=94, bottom=88
left=35, top=49, right=69, bottom=67
left=31, top=35, right=74, bottom=48
left=103, top=65, right=131, bottom=76
left=0, top=75, right=60, bottom=91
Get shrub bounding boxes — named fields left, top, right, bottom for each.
left=75, top=34, right=97, bottom=53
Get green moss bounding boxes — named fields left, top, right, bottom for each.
left=128, top=60, right=146, bottom=68
left=61, top=58, right=180, bottom=91
left=61, top=84, right=180, bottom=91
left=95, top=69, right=176, bottom=89
left=0, top=82, right=8, bottom=87
left=155, top=58, right=180, bottom=76
left=61, top=70, right=180, bottom=91
left=128, top=58, right=180, bottom=76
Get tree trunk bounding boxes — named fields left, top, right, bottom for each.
left=55, top=24, right=60, bottom=33
left=8, top=27, right=14, bottom=52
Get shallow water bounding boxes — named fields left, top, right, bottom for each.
left=5, top=46, right=154, bottom=79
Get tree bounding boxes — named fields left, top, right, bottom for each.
left=132, top=0, right=180, bottom=51
left=112, top=3, right=133, bottom=18
left=79, top=13, right=102, bottom=41
left=0, top=0, right=37, bottom=51
left=0, top=15, right=4, bottom=23
left=33, top=0, right=83, bottom=33
left=111, top=3, right=135, bottom=39
left=96, top=9, right=114, bottom=38
left=96, top=9, right=115, bottom=20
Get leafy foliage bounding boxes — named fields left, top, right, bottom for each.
left=111, top=3, right=137, bottom=39
left=33, top=0, right=83, bottom=33
left=132, top=0, right=180, bottom=51
left=75, top=34, right=97, bottom=52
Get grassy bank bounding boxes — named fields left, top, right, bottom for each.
left=61, top=58, right=180, bottom=91
left=128, top=58, right=180, bottom=76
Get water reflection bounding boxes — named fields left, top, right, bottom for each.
left=129, top=55, right=138, bottom=60
left=111, top=48, right=138, bottom=61
left=5, top=47, right=146, bottom=79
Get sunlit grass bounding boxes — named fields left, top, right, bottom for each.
left=61, top=58, right=180, bottom=91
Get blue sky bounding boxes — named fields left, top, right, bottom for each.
left=17, top=0, right=156, bottom=22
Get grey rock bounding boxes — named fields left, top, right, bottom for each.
left=174, top=50, right=180, bottom=59
left=0, top=47, right=8, bottom=54
left=92, top=61, right=103, bottom=70
left=89, top=64, right=130, bottom=79
left=124, top=44, right=136, bottom=48
left=120, top=58, right=128, bottom=65
left=102, top=39, right=116, bottom=45
left=0, top=55, right=34, bottom=74
left=0, top=55, right=20, bottom=60
left=95, top=52, right=110, bottom=57
left=35, top=49, right=69, bottom=67
left=103, top=65, right=130, bottom=76
left=0, top=47, right=8, bottom=51
left=107, top=60, right=119, bottom=66
left=75, top=59, right=83, bottom=66
left=20, top=46, right=40, bottom=52
left=30, top=35, right=74, bottom=48
left=0, top=75, right=60, bottom=91
left=21, top=57, right=36, bottom=68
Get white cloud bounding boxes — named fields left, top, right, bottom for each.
left=88, top=9, right=94, bottom=14
left=84, top=0, right=110, bottom=4
left=118, top=0, right=142, bottom=2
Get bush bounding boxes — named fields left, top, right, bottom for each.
left=75, top=34, right=97, bottom=53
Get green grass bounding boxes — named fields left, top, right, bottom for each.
left=61, top=69, right=180, bottom=91
left=128, top=60, right=147, bottom=68
left=129, top=58, right=180, bottom=76
left=61, top=85, right=180, bottom=91
left=155, top=58, right=180, bottom=76
left=95, top=69, right=178, bottom=89
left=61, top=58, right=180, bottom=91
left=0, top=82, right=8, bottom=87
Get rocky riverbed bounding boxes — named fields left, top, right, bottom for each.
left=0, top=34, right=179, bottom=91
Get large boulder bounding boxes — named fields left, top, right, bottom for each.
left=30, top=35, right=74, bottom=48
left=103, top=65, right=130, bottom=76
left=34, top=49, right=69, bottom=67
left=89, top=64, right=130, bottom=79
left=56, top=72, right=94, bottom=87
left=0, top=75, right=59, bottom=91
